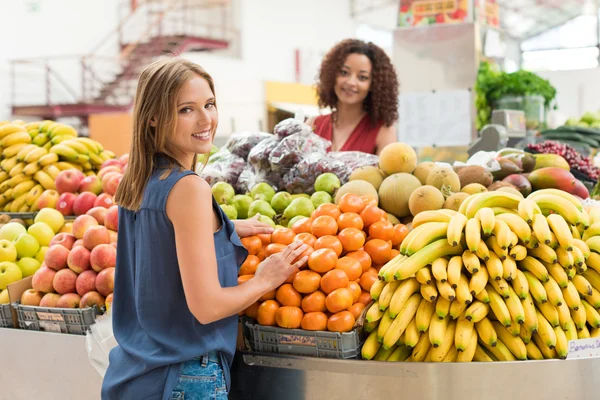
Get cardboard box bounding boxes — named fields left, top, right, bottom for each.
left=7, top=276, right=33, bottom=328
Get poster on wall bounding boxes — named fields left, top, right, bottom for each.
left=475, top=0, right=499, bottom=28
left=398, top=0, right=473, bottom=27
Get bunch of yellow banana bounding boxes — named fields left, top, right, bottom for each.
left=365, top=189, right=600, bottom=362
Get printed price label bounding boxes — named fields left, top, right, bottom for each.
left=36, top=311, right=65, bottom=322
left=39, top=321, right=63, bottom=333
left=566, top=339, right=600, bottom=360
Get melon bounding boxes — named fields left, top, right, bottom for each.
left=378, top=173, right=421, bottom=218
left=412, top=162, right=435, bottom=185
left=349, top=166, right=386, bottom=191
left=408, top=185, right=445, bottom=216
left=334, top=180, right=379, bottom=205
left=379, top=142, right=418, bottom=175
left=443, top=192, right=470, bottom=211
left=387, top=213, right=401, bottom=225
left=461, top=183, right=487, bottom=195
left=426, top=165, right=460, bottom=196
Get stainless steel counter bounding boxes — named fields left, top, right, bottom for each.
left=229, top=352, right=600, bottom=400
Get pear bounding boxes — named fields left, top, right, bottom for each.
left=229, top=195, right=253, bottom=219
left=283, top=198, right=315, bottom=220
left=211, top=182, right=235, bottom=205
left=271, top=192, right=293, bottom=215
left=250, top=182, right=276, bottom=203
left=314, top=173, right=341, bottom=195
left=248, top=200, right=276, bottom=219
left=311, top=191, right=332, bottom=208
left=220, top=204, right=238, bottom=220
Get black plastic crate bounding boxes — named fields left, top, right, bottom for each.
left=14, top=302, right=98, bottom=335
left=0, top=303, right=14, bottom=328
left=244, top=319, right=364, bottom=359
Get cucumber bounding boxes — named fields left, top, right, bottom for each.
left=542, top=132, right=599, bottom=147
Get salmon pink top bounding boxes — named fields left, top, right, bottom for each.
left=313, top=114, right=383, bottom=155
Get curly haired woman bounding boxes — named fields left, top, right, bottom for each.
left=307, top=39, right=400, bottom=155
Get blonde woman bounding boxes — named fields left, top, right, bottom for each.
left=101, top=58, right=308, bottom=399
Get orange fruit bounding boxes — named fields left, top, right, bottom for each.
left=239, top=255, right=260, bottom=275
left=244, top=301, right=261, bottom=319
left=360, top=205, right=387, bottom=228
left=336, top=257, right=362, bottom=281
left=291, top=217, right=313, bottom=234
left=275, top=306, right=304, bottom=329
left=392, top=224, right=409, bottom=247
left=301, top=290, right=326, bottom=313
left=348, top=303, right=366, bottom=320
left=390, top=249, right=400, bottom=259
left=358, top=291, right=372, bottom=305
left=368, top=220, right=394, bottom=242
left=257, top=233, right=272, bottom=246
left=311, top=215, right=338, bottom=238
left=285, top=269, right=299, bottom=284
left=346, top=250, right=372, bottom=274
left=238, top=274, right=254, bottom=285
left=320, top=269, right=350, bottom=295
left=296, top=232, right=317, bottom=248
left=256, top=247, right=267, bottom=261
left=364, top=239, right=392, bottom=265
left=256, top=300, right=280, bottom=326
left=313, top=203, right=341, bottom=220
left=347, top=281, right=362, bottom=304
left=271, top=228, right=296, bottom=245
left=359, top=269, right=378, bottom=291
left=292, top=270, right=321, bottom=294
left=314, top=235, right=343, bottom=257
left=260, top=290, right=276, bottom=301
left=275, top=284, right=302, bottom=307
left=327, top=310, right=356, bottom=332
left=338, top=193, right=365, bottom=214
left=265, top=243, right=287, bottom=257
left=241, top=236, right=262, bottom=255
left=301, top=311, right=328, bottom=331
left=337, top=228, right=365, bottom=252
left=308, top=248, right=338, bottom=273
left=361, top=196, right=378, bottom=208
left=325, top=288, right=354, bottom=313
left=337, top=212, right=364, bottom=231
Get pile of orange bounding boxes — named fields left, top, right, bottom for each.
left=238, top=193, right=409, bottom=333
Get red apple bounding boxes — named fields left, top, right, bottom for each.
left=86, top=207, right=107, bottom=225
left=94, top=193, right=114, bottom=209
left=96, top=267, right=115, bottom=296
left=53, top=268, right=77, bottom=294
left=83, top=226, right=110, bottom=250
left=104, top=174, right=123, bottom=196
left=44, top=245, right=70, bottom=271
left=55, top=169, right=84, bottom=194
left=80, top=291, right=105, bottom=309
left=90, top=244, right=116, bottom=272
left=21, top=289, right=44, bottom=306
left=33, top=189, right=60, bottom=211
left=49, top=232, right=76, bottom=250
left=79, top=175, right=102, bottom=195
left=67, top=245, right=91, bottom=274
left=100, top=160, right=122, bottom=171
left=119, top=153, right=129, bottom=166
left=32, top=265, right=57, bottom=292
left=108, top=230, right=118, bottom=244
left=56, top=192, right=77, bottom=216
left=105, top=293, right=113, bottom=310
left=98, top=165, right=122, bottom=180
left=72, top=214, right=99, bottom=239
left=76, top=270, right=97, bottom=296
left=39, top=293, right=61, bottom=307
left=73, top=192, right=98, bottom=216
left=105, top=206, right=119, bottom=232
left=57, top=293, right=81, bottom=308
left=73, top=239, right=84, bottom=248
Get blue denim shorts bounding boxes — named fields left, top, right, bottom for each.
left=169, top=352, right=227, bottom=400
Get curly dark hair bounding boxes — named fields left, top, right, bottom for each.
left=316, top=39, right=399, bottom=127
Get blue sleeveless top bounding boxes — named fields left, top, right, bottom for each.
left=101, top=155, right=248, bottom=400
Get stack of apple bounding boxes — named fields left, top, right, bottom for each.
left=54, top=155, right=127, bottom=216
left=23, top=206, right=118, bottom=312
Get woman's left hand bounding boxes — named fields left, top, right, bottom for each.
left=234, top=214, right=275, bottom=238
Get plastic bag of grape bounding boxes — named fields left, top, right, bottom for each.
left=273, top=118, right=313, bottom=139
left=326, top=151, right=380, bottom=172
left=236, top=165, right=284, bottom=194
left=200, top=149, right=247, bottom=187
left=224, top=131, right=273, bottom=160
left=247, top=137, right=281, bottom=170
left=269, top=131, right=331, bottom=172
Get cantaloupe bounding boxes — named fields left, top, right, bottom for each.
left=461, top=183, right=487, bottom=195
left=408, top=185, right=445, bottom=216
left=349, top=166, right=386, bottom=191
left=379, top=142, right=418, bottom=175
left=334, top=180, right=379, bottom=205
left=426, top=165, right=460, bottom=196
left=412, top=162, right=435, bottom=185
left=443, top=192, right=470, bottom=211
left=378, top=173, right=421, bottom=218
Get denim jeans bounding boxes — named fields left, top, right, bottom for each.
left=169, top=353, right=228, bottom=400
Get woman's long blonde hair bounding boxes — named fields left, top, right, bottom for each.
left=115, top=58, right=217, bottom=211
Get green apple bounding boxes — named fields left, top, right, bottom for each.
left=34, top=208, right=65, bottom=233
left=0, top=239, right=17, bottom=262
left=27, top=222, right=55, bottom=247
left=0, top=261, right=22, bottom=290
left=35, top=246, right=49, bottom=264
left=17, top=257, right=41, bottom=278
left=0, top=222, right=26, bottom=242
left=13, top=233, right=40, bottom=259
left=0, top=288, right=9, bottom=304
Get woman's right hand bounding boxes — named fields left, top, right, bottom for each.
left=254, top=241, right=308, bottom=292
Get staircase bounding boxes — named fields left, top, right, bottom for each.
left=10, top=0, right=237, bottom=125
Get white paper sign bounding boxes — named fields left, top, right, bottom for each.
left=566, top=338, right=600, bottom=360
left=399, top=90, right=473, bottom=148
